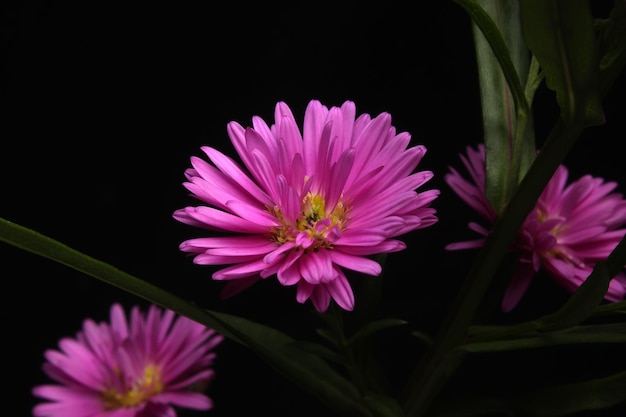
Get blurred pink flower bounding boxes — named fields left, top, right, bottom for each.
left=446, top=144, right=626, bottom=312
left=32, top=303, right=223, bottom=417
left=174, top=99, right=439, bottom=312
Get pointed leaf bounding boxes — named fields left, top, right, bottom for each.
left=289, top=340, right=346, bottom=365
left=456, top=0, right=537, bottom=213
left=539, top=232, right=626, bottom=332
left=520, top=0, right=604, bottom=125
left=429, top=371, right=626, bottom=417
left=461, top=323, right=626, bottom=353
left=0, top=217, right=383, bottom=417
left=593, top=299, right=626, bottom=317
left=511, top=370, right=626, bottom=416
left=430, top=395, right=514, bottom=417
left=455, top=0, right=529, bottom=113
left=595, top=0, right=626, bottom=96
left=348, top=319, right=408, bottom=346
left=361, top=393, right=407, bottom=417
left=537, top=263, right=611, bottom=332
left=317, top=328, right=341, bottom=347
left=410, top=330, right=435, bottom=348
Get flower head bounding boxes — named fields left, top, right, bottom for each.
left=446, top=144, right=626, bottom=312
left=32, top=303, right=223, bottom=417
left=173, top=99, right=439, bottom=312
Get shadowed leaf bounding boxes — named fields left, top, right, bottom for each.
left=520, top=0, right=604, bottom=125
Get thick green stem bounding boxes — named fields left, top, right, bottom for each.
left=401, top=120, right=584, bottom=417
left=322, top=304, right=369, bottom=394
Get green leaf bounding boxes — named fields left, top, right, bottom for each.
left=520, top=0, right=604, bottom=125
left=430, top=396, right=515, bottom=417
left=0, top=217, right=237, bottom=341
left=595, top=0, right=626, bottom=97
left=461, top=323, right=626, bottom=353
left=361, top=393, right=407, bottom=417
left=429, top=370, right=626, bottom=417
left=271, top=342, right=405, bottom=417
left=536, top=232, right=626, bottom=331
left=465, top=251, right=621, bottom=347
left=348, top=318, right=408, bottom=347
left=456, top=0, right=536, bottom=213
left=603, top=230, right=626, bottom=279
left=258, top=342, right=378, bottom=417
left=204, top=312, right=386, bottom=416
left=317, top=328, right=341, bottom=347
left=511, top=370, right=626, bottom=416
left=455, top=0, right=529, bottom=113
left=289, top=340, right=347, bottom=365
left=0, top=217, right=389, bottom=417
left=537, top=262, right=612, bottom=332
left=409, top=330, right=435, bottom=348
left=593, top=300, right=626, bottom=317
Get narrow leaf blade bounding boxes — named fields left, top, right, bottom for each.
left=520, top=0, right=604, bottom=125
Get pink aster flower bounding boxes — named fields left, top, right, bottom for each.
left=32, top=303, right=223, bottom=417
left=446, top=144, right=626, bottom=312
left=173, top=99, right=439, bottom=312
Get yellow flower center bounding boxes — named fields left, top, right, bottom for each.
left=102, top=364, right=164, bottom=409
left=271, top=192, right=349, bottom=249
left=535, top=209, right=582, bottom=266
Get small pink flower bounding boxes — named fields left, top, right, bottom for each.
left=446, top=144, right=626, bottom=312
left=174, top=99, right=439, bottom=312
left=32, top=303, right=223, bottom=417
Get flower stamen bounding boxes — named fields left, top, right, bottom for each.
left=271, top=192, right=349, bottom=250
left=102, top=364, right=164, bottom=410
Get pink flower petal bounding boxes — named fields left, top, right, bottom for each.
left=174, top=99, right=439, bottom=311
left=447, top=144, right=626, bottom=311
left=213, top=259, right=268, bottom=279
left=33, top=304, right=222, bottom=416
left=326, top=272, right=355, bottom=311
left=173, top=206, right=270, bottom=233
left=201, top=146, right=272, bottom=205
left=298, top=251, right=334, bottom=284
left=331, top=250, right=382, bottom=276
left=501, top=263, right=535, bottom=312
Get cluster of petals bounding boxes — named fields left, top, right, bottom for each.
left=445, top=144, right=626, bottom=312
left=173, top=99, right=439, bottom=312
left=32, top=303, right=223, bottom=417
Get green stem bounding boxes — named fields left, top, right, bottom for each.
left=401, top=120, right=584, bottom=417
left=323, top=303, right=369, bottom=394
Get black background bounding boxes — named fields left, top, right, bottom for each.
left=3, top=1, right=626, bottom=416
